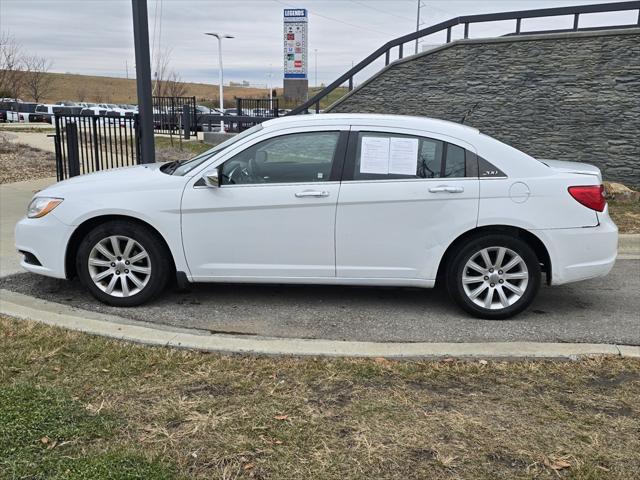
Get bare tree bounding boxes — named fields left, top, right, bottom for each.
left=23, top=55, right=54, bottom=102
left=76, top=84, right=88, bottom=102
left=152, top=48, right=172, bottom=97
left=152, top=48, right=189, bottom=98
left=165, top=70, right=187, bottom=97
left=0, top=32, right=24, bottom=99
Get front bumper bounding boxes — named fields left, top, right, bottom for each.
left=14, top=213, right=74, bottom=279
left=534, top=214, right=618, bottom=286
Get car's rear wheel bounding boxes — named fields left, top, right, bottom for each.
left=76, top=220, right=171, bottom=306
left=446, top=234, right=541, bottom=319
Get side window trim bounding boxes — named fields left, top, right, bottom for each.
left=341, top=129, right=359, bottom=182
left=329, top=130, right=350, bottom=182
left=441, top=142, right=449, bottom=178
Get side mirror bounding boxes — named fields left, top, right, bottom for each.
left=203, top=169, right=220, bottom=188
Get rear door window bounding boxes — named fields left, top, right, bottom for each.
left=348, top=131, right=476, bottom=180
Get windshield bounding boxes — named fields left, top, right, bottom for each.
left=170, top=124, right=264, bottom=176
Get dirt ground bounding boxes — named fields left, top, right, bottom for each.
left=0, top=136, right=56, bottom=183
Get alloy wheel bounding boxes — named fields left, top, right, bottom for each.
left=87, top=235, right=151, bottom=298
left=461, top=246, right=529, bottom=310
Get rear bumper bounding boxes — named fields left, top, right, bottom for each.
left=534, top=215, right=618, bottom=286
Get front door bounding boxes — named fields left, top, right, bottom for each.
left=336, top=128, right=480, bottom=281
left=181, top=128, right=347, bottom=280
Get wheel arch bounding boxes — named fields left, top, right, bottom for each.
left=64, top=214, right=177, bottom=279
left=435, top=225, right=552, bottom=286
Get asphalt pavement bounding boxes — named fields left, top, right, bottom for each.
left=1, top=259, right=638, bottom=345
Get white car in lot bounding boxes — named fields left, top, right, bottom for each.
left=15, top=114, right=617, bottom=318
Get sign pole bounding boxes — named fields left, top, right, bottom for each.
left=131, top=0, right=155, bottom=164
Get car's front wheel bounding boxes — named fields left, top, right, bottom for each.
left=447, top=234, right=541, bottom=319
left=76, top=220, right=171, bottom=306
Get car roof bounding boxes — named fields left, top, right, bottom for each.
left=262, top=113, right=479, bottom=137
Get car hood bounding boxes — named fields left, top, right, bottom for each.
left=539, top=159, right=602, bottom=182
left=41, top=163, right=164, bottom=194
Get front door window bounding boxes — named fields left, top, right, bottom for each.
left=221, top=131, right=340, bottom=185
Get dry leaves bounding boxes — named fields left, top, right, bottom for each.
left=543, top=454, right=573, bottom=471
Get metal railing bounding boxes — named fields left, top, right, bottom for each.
left=53, top=113, right=140, bottom=180
left=198, top=114, right=276, bottom=133
left=235, top=98, right=279, bottom=117
left=152, top=96, right=197, bottom=135
left=288, top=1, right=640, bottom=115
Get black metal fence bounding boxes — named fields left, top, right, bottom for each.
left=152, top=96, right=197, bottom=135
left=288, top=0, right=640, bottom=115
left=227, top=98, right=279, bottom=132
left=236, top=98, right=279, bottom=117
left=53, top=113, right=140, bottom=181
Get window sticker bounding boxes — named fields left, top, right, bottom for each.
left=360, top=136, right=390, bottom=174
left=389, top=137, right=418, bottom=175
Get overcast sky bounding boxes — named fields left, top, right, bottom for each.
left=1, top=0, right=635, bottom=88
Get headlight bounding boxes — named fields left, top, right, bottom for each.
left=27, top=197, right=63, bottom=218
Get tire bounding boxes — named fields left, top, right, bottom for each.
left=446, top=234, right=541, bottom=320
left=76, top=220, right=172, bottom=307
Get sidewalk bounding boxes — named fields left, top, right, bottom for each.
left=0, top=177, right=56, bottom=277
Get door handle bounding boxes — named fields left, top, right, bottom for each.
left=428, top=185, right=464, bottom=193
left=295, top=190, right=330, bottom=198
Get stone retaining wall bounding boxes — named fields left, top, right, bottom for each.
left=329, top=29, right=640, bottom=187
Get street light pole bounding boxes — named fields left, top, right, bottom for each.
left=205, top=32, right=233, bottom=132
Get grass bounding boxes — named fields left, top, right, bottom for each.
left=14, top=71, right=274, bottom=105
left=1, top=315, right=639, bottom=479
left=0, top=125, right=57, bottom=134
left=608, top=198, right=640, bottom=234
left=154, top=136, right=212, bottom=163
left=308, top=86, right=350, bottom=109
left=10, top=71, right=350, bottom=108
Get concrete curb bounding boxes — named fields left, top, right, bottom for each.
left=2, top=289, right=638, bottom=360
left=619, top=234, right=640, bottom=256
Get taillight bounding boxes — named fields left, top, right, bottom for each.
left=568, top=185, right=606, bottom=212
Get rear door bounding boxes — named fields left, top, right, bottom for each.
left=335, top=127, right=480, bottom=281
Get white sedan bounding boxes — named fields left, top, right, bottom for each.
left=15, top=114, right=617, bottom=319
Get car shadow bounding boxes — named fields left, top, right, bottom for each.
left=0, top=269, right=637, bottom=344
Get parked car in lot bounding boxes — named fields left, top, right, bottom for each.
left=3, top=101, right=47, bottom=123
left=36, top=104, right=77, bottom=124
left=15, top=114, right=617, bottom=318
left=195, top=105, right=224, bottom=131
